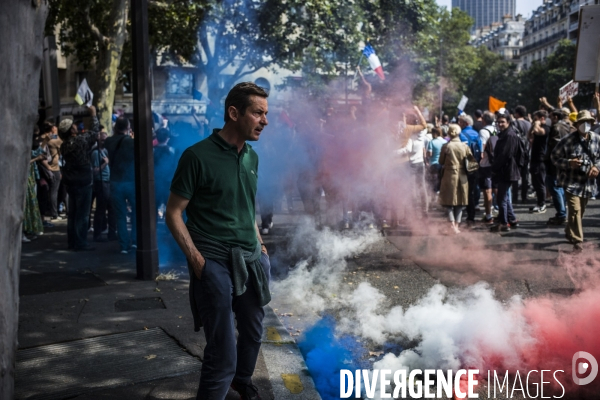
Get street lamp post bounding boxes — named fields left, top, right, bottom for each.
left=131, top=0, right=159, bottom=280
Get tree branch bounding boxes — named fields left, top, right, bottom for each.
left=84, top=5, right=108, bottom=46
left=198, top=25, right=213, bottom=64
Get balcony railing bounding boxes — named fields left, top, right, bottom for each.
left=520, top=30, right=567, bottom=53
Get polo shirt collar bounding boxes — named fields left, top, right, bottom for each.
left=209, top=128, right=249, bottom=154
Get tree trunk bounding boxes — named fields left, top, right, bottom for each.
left=0, top=1, right=48, bottom=398
left=96, top=0, right=130, bottom=130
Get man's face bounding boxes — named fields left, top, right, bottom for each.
left=98, top=131, right=108, bottom=145
left=550, top=114, right=559, bottom=125
left=235, top=95, right=268, bottom=142
left=497, top=117, right=509, bottom=131
left=458, top=119, right=466, bottom=129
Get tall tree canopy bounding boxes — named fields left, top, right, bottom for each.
left=46, top=0, right=205, bottom=127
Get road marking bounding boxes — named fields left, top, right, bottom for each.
left=281, top=374, right=304, bottom=394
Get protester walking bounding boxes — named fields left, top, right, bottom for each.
left=438, top=124, right=470, bottom=234
left=545, top=108, right=571, bottom=225
left=551, top=110, right=600, bottom=252
left=490, top=112, right=521, bottom=232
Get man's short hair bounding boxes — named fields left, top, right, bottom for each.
left=442, top=115, right=449, bottom=124
left=533, top=110, right=548, bottom=119
left=114, top=116, right=130, bottom=134
left=458, top=114, right=473, bottom=126
left=474, top=109, right=483, bottom=119
left=515, top=105, right=527, bottom=118
left=224, top=82, right=269, bottom=123
left=482, top=111, right=495, bottom=125
left=155, top=127, right=170, bottom=144
left=432, top=127, right=441, bottom=138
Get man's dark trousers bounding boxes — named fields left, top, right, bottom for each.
left=512, top=162, right=529, bottom=203
left=66, top=184, right=93, bottom=249
left=111, top=181, right=137, bottom=251
left=93, top=180, right=116, bottom=238
left=530, top=162, right=546, bottom=207
left=466, top=172, right=480, bottom=221
left=193, top=253, right=271, bottom=399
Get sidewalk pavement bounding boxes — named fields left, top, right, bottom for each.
left=16, top=220, right=320, bottom=400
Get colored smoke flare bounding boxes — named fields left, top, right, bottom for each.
left=298, top=316, right=372, bottom=400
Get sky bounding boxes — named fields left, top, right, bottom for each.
left=435, top=0, right=542, bottom=18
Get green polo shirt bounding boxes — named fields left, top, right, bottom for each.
left=170, top=131, right=259, bottom=252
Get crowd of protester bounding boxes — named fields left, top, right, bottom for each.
left=24, top=86, right=600, bottom=254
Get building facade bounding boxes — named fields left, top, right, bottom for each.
left=518, top=0, right=598, bottom=71
left=452, top=0, right=516, bottom=30
left=472, top=14, right=525, bottom=71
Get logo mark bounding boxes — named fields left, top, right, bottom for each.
left=572, top=351, right=598, bottom=385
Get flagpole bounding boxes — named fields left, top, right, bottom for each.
left=352, top=54, right=365, bottom=82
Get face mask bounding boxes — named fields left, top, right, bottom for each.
left=579, top=122, right=591, bottom=134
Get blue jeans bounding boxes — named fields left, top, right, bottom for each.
left=193, top=253, right=271, bottom=399
left=66, top=184, right=93, bottom=249
left=545, top=174, right=566, bottom=219
left=110, top=181, right=137, bottom=251
left=497, top=181, right=516, bottom=225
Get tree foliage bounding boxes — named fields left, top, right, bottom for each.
left=46, top=0, right=205, bottom=127
left=517, top=40, right=595, bottom=112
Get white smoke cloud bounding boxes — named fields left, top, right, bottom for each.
left=271, top=217, right=381, bottom=315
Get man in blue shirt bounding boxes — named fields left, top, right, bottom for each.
left=458, top=114, right=482, bottom=224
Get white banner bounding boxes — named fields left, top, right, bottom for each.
left=559, top=80, right=579, bottom=104
left=74, top=78, right=94, bottom=107
left=457, top=95, right=468, bottom=111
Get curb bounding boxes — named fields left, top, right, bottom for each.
left=261, top=306, right=322, bottom=399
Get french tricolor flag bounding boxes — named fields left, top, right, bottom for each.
left=363, top=43, right=385, bottom=81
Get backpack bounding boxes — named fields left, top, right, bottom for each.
left=515, top=134, right=528, bottom=169
left=466, top=135, right=482, bottom=163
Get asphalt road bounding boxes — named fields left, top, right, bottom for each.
left=263, top=195, right=600, bottom=400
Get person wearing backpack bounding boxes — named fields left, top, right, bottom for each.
left=511, top=106, right=532, bottom=203
left=478, top=112, right=498, bottom=224
left=458, top=114, right=482, bottom=225
left=490, top=112, right=520, bottom=232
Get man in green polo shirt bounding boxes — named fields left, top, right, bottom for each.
left=166, top=82, right=270, bottom=400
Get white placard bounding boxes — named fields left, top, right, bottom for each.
left=457, top=95, right=468, bottom=111
left=559, top=80, right=579, bottom=104
left=574, top=5, right=600, bottom=82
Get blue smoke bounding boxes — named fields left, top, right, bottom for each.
left=298, top=316, right=368, bottom=400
